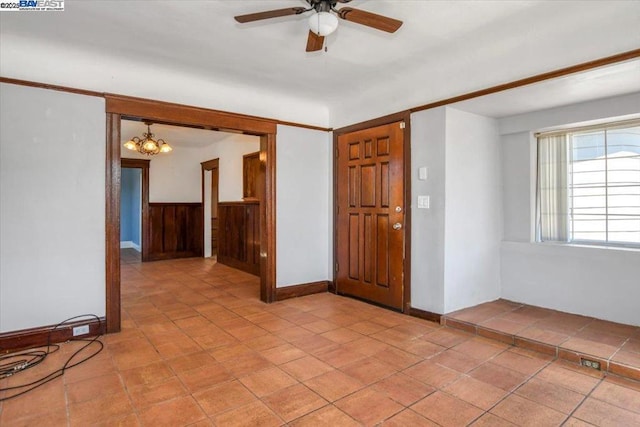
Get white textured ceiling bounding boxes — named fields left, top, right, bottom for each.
left=121, top=120, right=240, bottom=148
left=452, top=59, right=640, bottom=118
left=1, top=1, right=639, bottom=127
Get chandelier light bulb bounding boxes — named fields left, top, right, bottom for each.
left=143, top=140, right=158, bottom=152
left=309, top=11, right=338, bottom=37
left=123, top=122, right=172, bottom=155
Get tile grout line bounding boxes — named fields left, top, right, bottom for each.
left=609, top=336, right=631, bottom=364
left=560, top=372, right=606, bottom=425
left=124, top=262, right=379, bottom=425
left=272, top=308, right=455, bottom=424
left=121, top=285, right=165, bottom=426
left=460, top=343, right=557, bottom=426
left=445, top=312, right=640, bottom=383
left=123, top=265, right=256, bottom=425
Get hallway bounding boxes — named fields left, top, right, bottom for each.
left=1, top=256, right=639, bottom=426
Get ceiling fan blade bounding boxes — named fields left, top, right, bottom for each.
left=337, top=7, right=403, bottom=33
left=306, top=30, right=325, bottom=52
left=234, top=7, right=306, bottom=23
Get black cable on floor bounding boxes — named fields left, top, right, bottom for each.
left=0, top=314, right=104, bottom=401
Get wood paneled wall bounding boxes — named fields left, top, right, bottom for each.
left=218, top=201, right=260, bottom=276
left=243, top=151, right=260, bottom=200
left=148, top=203, right=203, bottom=261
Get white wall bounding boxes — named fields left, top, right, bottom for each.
left=410, top=107, right=501, bottom=314
left=0, top=84, right=106, bottom=332
left=123, top=146, right=203, bottom=203
left=200, top=136, right=260, bottom=202
left=444, top=108, right=502, bottom=312
left=501, top=132, right=536, bottom=242
left=276, top=125, right=331, bottom=287
left=502, top=242, right=640, bottom=325
left=122, top=133, right=259, bottom=203
left=410, top=108, right=447, bottom=314
left=499, top=92, right=640, bottom=325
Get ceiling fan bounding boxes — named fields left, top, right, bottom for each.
left=234, top=0, right=403, bottom=52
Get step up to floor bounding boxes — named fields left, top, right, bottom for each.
left=442, top=299, right=640, bottom=383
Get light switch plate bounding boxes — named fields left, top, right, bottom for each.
left=418, top=167, right=428, bottom=181
left=417, top=195, right=430, bottom=209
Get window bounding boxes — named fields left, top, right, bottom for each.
left=536, top=120, right=640, bottom=247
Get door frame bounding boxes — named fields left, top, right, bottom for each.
left=332, top=111, right=412, bottom=313
left=120, top=158, right=150, bottom=262
left=201, top=158, right=220, bottom=257
left=105, top=95, right=277, bottom=333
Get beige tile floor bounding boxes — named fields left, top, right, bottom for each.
left=1, top=253, right=639, bottom=426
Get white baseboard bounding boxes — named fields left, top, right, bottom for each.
left=120, top=241, right=141, bottom=252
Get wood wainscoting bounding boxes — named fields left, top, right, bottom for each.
left=148, top=202, right=203, bottom=261
left=218, top=201, right=260, bottom=276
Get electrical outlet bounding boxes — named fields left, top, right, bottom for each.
left=580, top=358, right=601, bottom=370
left=73, top=325, right=90, bottom=336
left=417, top=195, right=430, bottom=209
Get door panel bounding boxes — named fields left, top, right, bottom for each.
left=336, top=121, right=404, bottom=310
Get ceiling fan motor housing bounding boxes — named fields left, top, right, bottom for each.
left=308, top=0, right=335, bottom=13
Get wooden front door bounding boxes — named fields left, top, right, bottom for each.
left=336, top=121, right=405, bottom=310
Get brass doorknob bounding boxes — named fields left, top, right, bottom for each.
left=393, top=223, right=402, bottom=230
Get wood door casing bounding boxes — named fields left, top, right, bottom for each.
left=201, top=158, right=220, bottom=257
left=336, top=121, right=405, bottom=310
left=211, top=165, right=219, bottom=255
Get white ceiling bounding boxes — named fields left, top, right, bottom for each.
left=452, top=59, right=640, bottom=118
left=120, top=120, right=240, bottom=148
left=1, top=1, right=639, bottom=127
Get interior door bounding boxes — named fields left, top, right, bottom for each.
left=336, top=121, right=405, bottom=310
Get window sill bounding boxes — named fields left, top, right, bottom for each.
left=535, top=241, right=640, bottom=252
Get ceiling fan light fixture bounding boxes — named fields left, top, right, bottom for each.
left=308, top=11, right=338, bottom=36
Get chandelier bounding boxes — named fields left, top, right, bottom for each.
left=124, top=122, right=172, bottom=155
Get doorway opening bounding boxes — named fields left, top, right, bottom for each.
left=105, top=95, right=277, bottom=333
left=120, top=167, right=141, bottom=262
left=120, top=158, right=150, bottom=263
